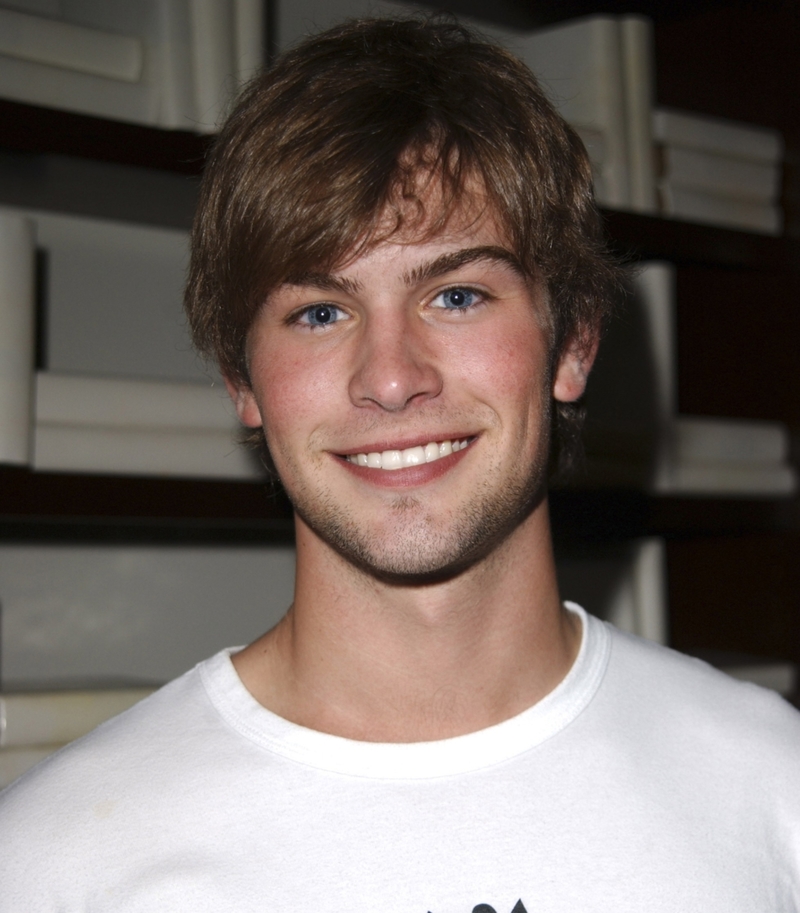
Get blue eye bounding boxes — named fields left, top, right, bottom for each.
left=435, top=287, right=478, bottom=310
left=298, top=304, right=348, bottom=327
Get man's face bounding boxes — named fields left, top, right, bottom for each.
left=230, top=194, right=591, bottom=582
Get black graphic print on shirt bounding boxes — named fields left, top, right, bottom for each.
left=428, top=900, right=528, bottom=913
left=473, top=903, right=527, bottom=913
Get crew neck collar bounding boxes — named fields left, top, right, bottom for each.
left=199, top=603, right=610, bottom=780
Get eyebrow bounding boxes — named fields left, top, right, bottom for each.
left=286, top=245, right=526, bottom=297
left=286, top=272, right=363, bottom=296
left=402, top=246, right=526, bottom=287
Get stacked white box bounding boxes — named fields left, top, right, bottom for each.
left=0, top=0, right=265, bottom=133
left=653, top=108, right=784, bottom=234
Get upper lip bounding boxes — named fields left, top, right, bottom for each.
left=335, top=433, right=477, bottom=456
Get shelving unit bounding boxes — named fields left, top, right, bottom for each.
left=1, top=1, right=798, bottom=674
left=0, top=98, right=210, bottom=177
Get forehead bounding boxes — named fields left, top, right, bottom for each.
left=333, top=169, right=514, bottom=276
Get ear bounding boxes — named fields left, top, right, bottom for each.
left=552, top=331, right=599, bottom=403
left=223, top=376, right=263, bottom=428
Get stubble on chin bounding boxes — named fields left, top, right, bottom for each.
left=286, top=454, right=549, bottom=586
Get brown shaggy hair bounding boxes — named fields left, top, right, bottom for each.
left=184, top=16, right=622, bottom=478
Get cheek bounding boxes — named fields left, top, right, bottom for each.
left=448, top=318, right=549, bottom=404
left=249, top=344, right=339, bottom=440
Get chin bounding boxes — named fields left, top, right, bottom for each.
left=290, top=459, right=549, bottom=586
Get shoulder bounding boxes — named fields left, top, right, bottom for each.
left=0, top=654, right=225, bottom=855
left=597, top=620, right=800, bottom=769
left=592, top=624, right=800, bottom=874
left=0, top=648, right=289, bottom=909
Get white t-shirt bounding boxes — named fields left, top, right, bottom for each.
left=1, top=604, right=798, bottom=912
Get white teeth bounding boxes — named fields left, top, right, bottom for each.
left=346, top=439, right=471, bottom=470
left=424, top=442, right=439, bottom=462
left=382, top=450, right=402, bottom=470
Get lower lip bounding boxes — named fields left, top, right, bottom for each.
left=335, top=443, right=472, bottom=488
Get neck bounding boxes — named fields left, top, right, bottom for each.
left=233, top=498, right=580, bottom=742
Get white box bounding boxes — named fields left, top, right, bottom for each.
left=0, top=0, right=266, bottom=132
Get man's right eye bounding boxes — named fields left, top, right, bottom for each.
left=295, top=304, right=349, bottom=328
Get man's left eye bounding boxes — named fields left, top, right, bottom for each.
left=432, top=288, right=479, bottom=310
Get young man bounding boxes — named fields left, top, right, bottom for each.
left=1, top=17, right=798, bottom=912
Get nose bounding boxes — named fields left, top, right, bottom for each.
left=348, top=313, right=443, bottom=412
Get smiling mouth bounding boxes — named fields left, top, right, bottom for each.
left=343, top=438, right=472, bottom=471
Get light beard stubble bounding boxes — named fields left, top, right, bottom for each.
left=283, top=421, right=552, bottom=586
